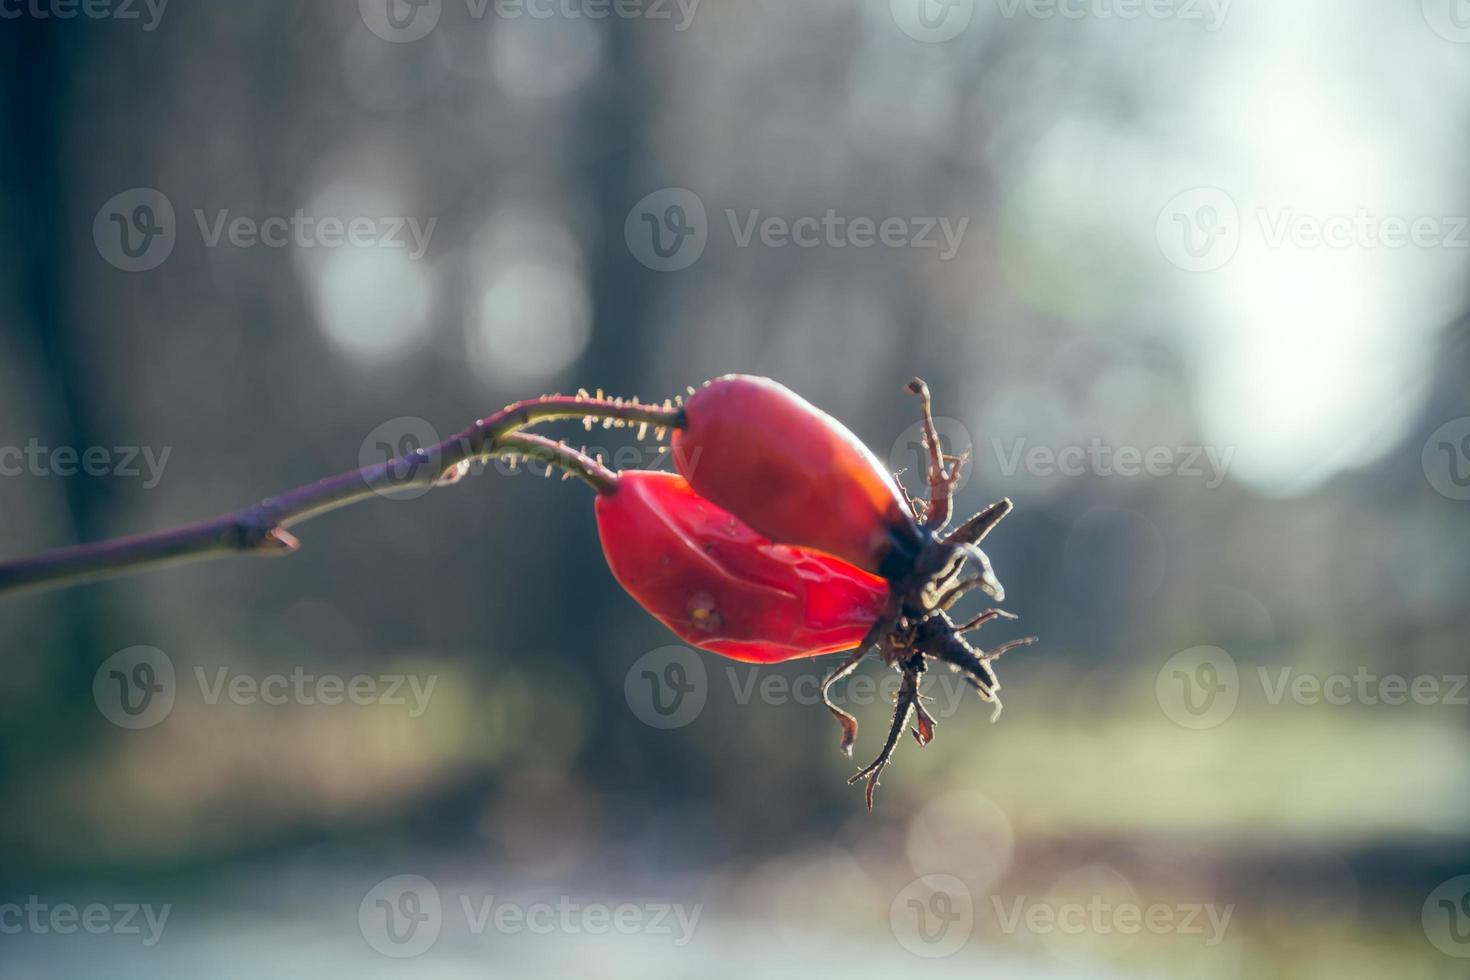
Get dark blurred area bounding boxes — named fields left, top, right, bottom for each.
left=2, top=2, right=1469, bottom=977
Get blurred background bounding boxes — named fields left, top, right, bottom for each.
left=2, top=1, right=1469, bottom=977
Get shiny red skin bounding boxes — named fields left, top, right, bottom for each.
left=595, top=471, right=890, bottom=664
left=673, top=375, right=925, bottom=578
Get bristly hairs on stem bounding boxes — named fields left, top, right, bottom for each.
left=0, top=392, right=681, bottom=597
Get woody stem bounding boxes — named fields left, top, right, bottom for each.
left=0, top=394, right=678, bottom=597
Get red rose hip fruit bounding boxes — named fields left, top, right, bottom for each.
left=595, top=470, right=889, bottom=663
left=672, top=375, right=925, bottom=578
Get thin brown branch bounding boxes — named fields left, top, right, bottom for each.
left=0, top=394, right=680, bottom=597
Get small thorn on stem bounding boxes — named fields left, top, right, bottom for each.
left=260, top=527, right=300, bottom=555
left=434, top=459, right=472, bottom=486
